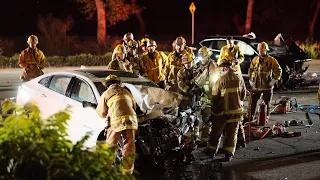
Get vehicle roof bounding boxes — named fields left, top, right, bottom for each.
left=197, top=35, right=264, bottom=44
left=64, top=69, right=152, bottom=83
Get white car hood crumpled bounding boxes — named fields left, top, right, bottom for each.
left=123, top=83, right=183, bottom=121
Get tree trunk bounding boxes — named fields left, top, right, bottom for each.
left=310, top=0, right=320, bottom=39
left=95, top=0, right=107, bottom=46
left=245, top=0, right=254, bottom=34
left=131, top=0, right=145, bottom=38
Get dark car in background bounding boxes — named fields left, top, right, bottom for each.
left=193, top=34, right=311, bottom=89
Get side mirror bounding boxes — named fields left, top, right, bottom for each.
left=82, top=101, right=98, bottom=109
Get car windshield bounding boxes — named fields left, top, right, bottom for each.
left=94, top=81, right=158, bottom=95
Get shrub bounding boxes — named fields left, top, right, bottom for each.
left=296, top=38, right=320, bottom=59
left=0, top=101, right=134, bottom=180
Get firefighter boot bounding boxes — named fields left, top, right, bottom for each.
left=225, top=153, right=233, bottom=162
left=202, top=147, right=216, bottom=158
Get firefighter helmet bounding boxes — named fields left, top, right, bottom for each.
left=127, top=40, right=138, bottom=49
left=181, top=53, right=193, bottom=64
left=219, top=59, right=232, bottom=67
left=198, top=46, right=213, bottom=58
left=257, top=42, right=270, bottom=51
left=103, top=74, right=122, bottom=87
left=140, top=38, right=150, bottom=47
left=174, top=36, right=186, bottom=46
left=114, top=45, right=127, bottom=54
left=148, top=39, right=157, bottom=48
left=27, top=35, right=38, bottom=44
left=123, top=32, right=134, bottom=42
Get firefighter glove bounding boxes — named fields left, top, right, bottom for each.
left=269, top=78, right=277, bottom=87
left=249, top=79, right=255, bottom=88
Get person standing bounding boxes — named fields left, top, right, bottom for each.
left=19, top=35, right=46, bottom=82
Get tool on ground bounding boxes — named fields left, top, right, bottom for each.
left=271, top=96, right=298, bottom=114
left=297, top=104, right=320, bottom=126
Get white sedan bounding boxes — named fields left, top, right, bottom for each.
left=16, top=69, right=182, bottom=148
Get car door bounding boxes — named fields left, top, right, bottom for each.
left=63, top=77, right=105, bottom=147
left=36, top=74, right=73, bottom=119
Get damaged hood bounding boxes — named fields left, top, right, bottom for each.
left=269, top=33, right=310, bottom=62
left=123, top=83, right=183, bottom=120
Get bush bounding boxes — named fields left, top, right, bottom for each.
left=296, top=38, right=320, bottom=59
left=0, top=101, right=134, bottom=180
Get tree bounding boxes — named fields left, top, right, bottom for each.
left=244, top=0, right=254, bottom=34
left=131, top=0, right=145, bottom=38
left=309, top=0, right=320, bottom=39
left=75, top=0, right=141, bottom=46
left=38, top=14, right=74, bottom=56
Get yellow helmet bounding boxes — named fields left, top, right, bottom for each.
left=140, top=38, right=150, bottom=47
left=257, top=42, right=270, bottom=51
left=27, top=35, right=38, bottom=44
left=174, top=36, right=186, bottom=46
left=127, top=40, right=138, bottom=49
left=198, top=46, right=213, bottom=58
left=103, top=74, right=122, bottom=86
left=148, top=39, right=157, bottom=48
left=114, top=44, right=127, bottom=55
left=181, top=53, right=193, bottom=64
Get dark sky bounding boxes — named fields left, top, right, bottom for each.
left=0, top=0, right=319, bottom=41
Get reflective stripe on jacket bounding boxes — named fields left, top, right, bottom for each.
left=248, top=55, right=282, bottom=90
left=96, top=84, right=138, bottom=132
left=212, top=69, right=246, bottom=122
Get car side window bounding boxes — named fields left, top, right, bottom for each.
left=200, top=40, right=213, bottom=49
left=38, top=76, right=51, bottom=87
left=216, top=40, right=226, bottom=50
left=70, top=79, right=96, bottom=103
left=235, top=41, right=255, bottom=56
left=48, top=75, right=72, bottom=95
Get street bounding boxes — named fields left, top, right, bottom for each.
left=1, top=64, right=320, bottom=180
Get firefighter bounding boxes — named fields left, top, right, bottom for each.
left=193, top=46, right=219, bottom=147
left=126, top=40, right=147, bottom=76
left=139, top=37, right=150, bottom=54
left=248, top=42, right=282, bottom=122
left=164, top=36, right=195, bottom=91
left=203, top=60, right=246, bottom=161
left=217, top=36, right=244, bottom=73
left=96, top=74, right=138, bottom=175
left=112, top=32, right=134, bottom=60
left=142, top=39, right=167, bottom=83
left=177, top=53, right=201, bottom=140
left=107, top=44, right=132, bottom=72
left=19, top=35, right=46, bottom=82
